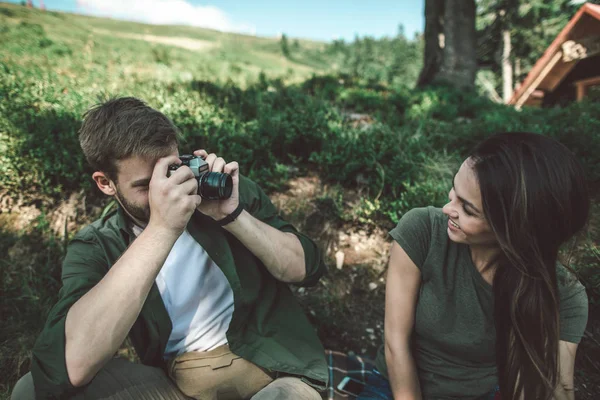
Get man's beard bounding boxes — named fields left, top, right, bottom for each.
left=115, top=185, right=150, bottom=223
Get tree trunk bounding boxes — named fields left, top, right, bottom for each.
left=502, top=29, right=513, bottom=103
left=417, top=0, right=445, bottom=87
left=418, top=0, right=477, bottom=89
left=436, top=0, right=477, bottom=89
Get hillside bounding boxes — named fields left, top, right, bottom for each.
left=0, top=1, right=330, bottom=89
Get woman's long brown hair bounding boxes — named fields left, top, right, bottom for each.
left=470, top=133, right=589, bottom=399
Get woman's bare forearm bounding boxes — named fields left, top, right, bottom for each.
left=386, top=342, right=423, bottom=400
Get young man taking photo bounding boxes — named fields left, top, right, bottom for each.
left=12, top=97, right=328, bottom=400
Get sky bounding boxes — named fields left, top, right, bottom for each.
left=9, top=0, right=425, bottom=42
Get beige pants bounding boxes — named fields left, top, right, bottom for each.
left=167, top=344, right=274, bottom=399
left=12, top=346, right=321, bottom=400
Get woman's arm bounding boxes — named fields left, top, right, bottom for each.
left=384, top=242, right=423, bottom=400
left=553, top=341, right=578, bottom=400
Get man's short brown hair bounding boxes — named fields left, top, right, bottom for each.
left=79, top=97, right=180, bottom=181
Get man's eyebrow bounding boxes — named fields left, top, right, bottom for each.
left=131, top=178, right=151, bottom=187
left=452, top=175, right=481, bottom=214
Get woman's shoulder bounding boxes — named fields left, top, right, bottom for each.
left=390, top=206, right=449, bottom=243
left=555, top=262, right=585, bottom=290
left=388, top=207, right=449, bottom=271
left=555, top=262, right=587, bottom=301
left=396, top=206, right=446, bottom=227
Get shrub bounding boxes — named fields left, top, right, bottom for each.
left=338, top=88, right=387, bottom=113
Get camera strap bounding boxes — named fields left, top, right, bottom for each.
left=216, top=203, right=244, bottom=227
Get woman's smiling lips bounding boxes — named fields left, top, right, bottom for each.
left=448, top=218, right=460, bottom=231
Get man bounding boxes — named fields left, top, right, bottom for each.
left=12, top=97, right=328, bottom=399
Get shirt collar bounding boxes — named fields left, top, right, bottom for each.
left=114, top=205, right=135, bottom=241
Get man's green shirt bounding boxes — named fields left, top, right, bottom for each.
left=31, top=176, right=328, bottom=399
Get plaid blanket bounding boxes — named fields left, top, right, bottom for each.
left=323, top=350, right=376, bottom=399
left=322, top=350, right=502, bottom=400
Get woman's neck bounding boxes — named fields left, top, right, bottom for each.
left=469, top=243, right=502, bottom=284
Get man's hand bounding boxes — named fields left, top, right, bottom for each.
left=148, top=155, right=202, bottom=234
left=191, top=151, right=308, bottom=283
left=193, top=150, right=240, bottom=221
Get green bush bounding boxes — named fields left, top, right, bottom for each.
left=38, top=37, right=53, bottom=48
left=405, top=84, right=497, bottom=122
left=1, top=213, right=63, bottom=388
left=0, top=77, right=89, bottom=199
left=2, top=57, right=599, bottom=221
left=338, top=88, right=387, bottom=113
left=301, top=74, right=343, bottom=100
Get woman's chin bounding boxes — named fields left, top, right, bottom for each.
left=447, top=227, right=465, bottom=243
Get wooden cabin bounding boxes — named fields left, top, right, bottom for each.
left=509, top=3, right=600, bottom=108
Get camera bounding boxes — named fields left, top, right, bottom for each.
left=167, top=155, right=233, bottom=200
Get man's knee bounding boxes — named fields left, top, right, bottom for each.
left=251, top=377, right=322, bottom=400
left=11, top=373, right=35, bottom=400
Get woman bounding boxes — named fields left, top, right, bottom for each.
left=359, top=132, right=590, bottom=400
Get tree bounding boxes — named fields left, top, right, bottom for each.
left=280, top=34, right=290, bottom=58
left=418, top=0, right=478, bottom=89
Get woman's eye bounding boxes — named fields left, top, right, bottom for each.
left=463, top=205, right=474, bottom=216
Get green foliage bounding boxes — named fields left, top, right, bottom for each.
left=325, top=26, right=423, bottom=88
left=576, top=242, right=600, bottom=303
left=151, top=46, right=171, bottom=65
left=338, top=88, right=387, bottom=113
left=405, top=84, right=497, bottom=121
left=0, top=213, right=63, bottom=389
left=280, top=33, right=290, bottom=57
left=0, top=76, right=89, bottom=199
left=302, top=74, right=345, bottom=100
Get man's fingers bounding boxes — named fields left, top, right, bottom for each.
left=193, top=149, right=208, bottom=159
left=182, top=178, right=199, bottom=196
left=168, top=165, right=196, bottom=185
left=192, top=194, right=202, bottom=209
left=212, top=157, right=226, bottom=173
left=152, top=155, right=181, bottom=181
left=223, top=161, right=239, bottom=176
left=204, top=153, right=217, bottom=170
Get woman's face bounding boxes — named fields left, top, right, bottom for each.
left=442, top=159, right=497, bottom=247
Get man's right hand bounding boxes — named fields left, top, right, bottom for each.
left=148, top=155, right=202, bottom=235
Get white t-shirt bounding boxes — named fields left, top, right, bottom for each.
left=132, top=225, right=235, bottom=359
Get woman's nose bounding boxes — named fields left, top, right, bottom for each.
left=442, top=202, right=458, bottom=218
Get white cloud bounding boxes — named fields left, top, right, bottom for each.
left=76, top=0, right=256, bottom=35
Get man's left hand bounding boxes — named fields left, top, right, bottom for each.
left=193, top=150, right=240, bottom=221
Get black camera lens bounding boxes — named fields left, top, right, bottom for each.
left=199, top=172, right=233, bottom=200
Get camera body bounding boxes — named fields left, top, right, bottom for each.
left=167, top=155, right=233, bottom=200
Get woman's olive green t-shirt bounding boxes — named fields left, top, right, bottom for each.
left=375, top=207, right=589, bottom=400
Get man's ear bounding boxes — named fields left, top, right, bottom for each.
left=92, top=172, right=116, bottom=196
